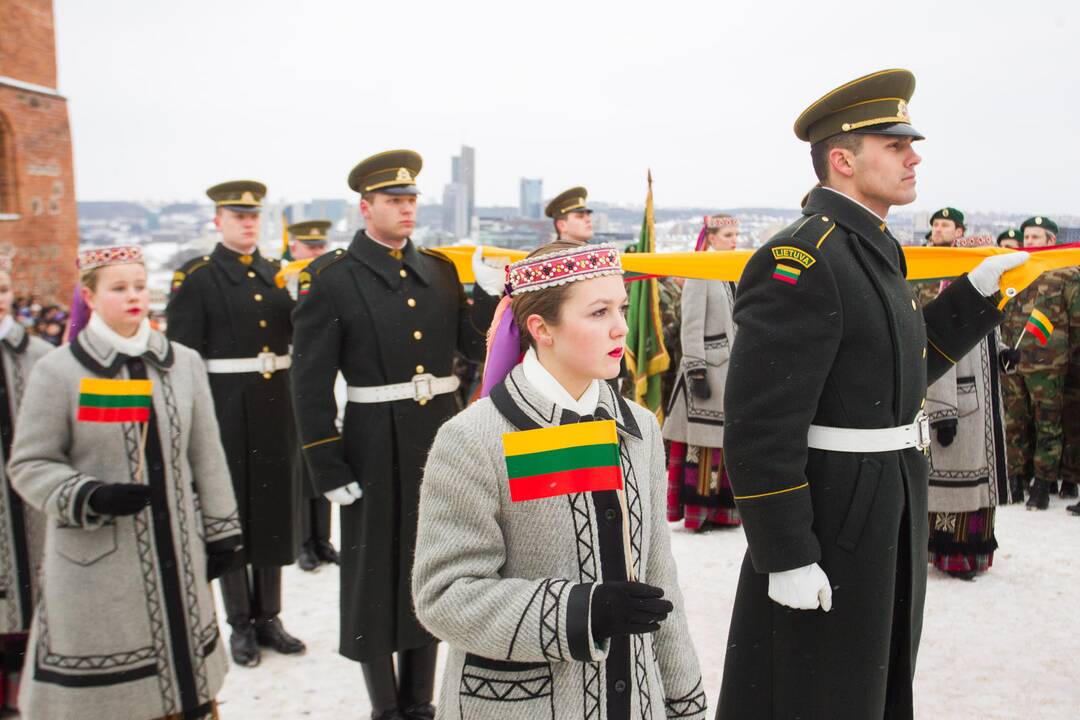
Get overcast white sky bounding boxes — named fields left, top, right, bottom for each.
left=54, top=0, right=1078, bottom=215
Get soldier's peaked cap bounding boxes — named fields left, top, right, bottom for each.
left=347, top=150, right=422, bottom=195
left=545, top=187, right=592, bottom=219
left=288, top=220, right=332, bottom=243
left=207, top=180, right=266, bottom=213
left=794, top=69, right=924, bottom=144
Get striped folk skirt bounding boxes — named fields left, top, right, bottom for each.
left=666, top=442, right=740, bottom=531
left=928, top=507, right=998, bottom=574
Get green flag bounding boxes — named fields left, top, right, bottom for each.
left=625, top=171, right=670, bottom=419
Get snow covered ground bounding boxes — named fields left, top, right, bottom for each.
left=217, top=497, right=1080, bottom=719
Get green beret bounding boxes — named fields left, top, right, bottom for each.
left=996, top=228, right=1021, bottom=243
left=1020, top=216, right=1059, bottom=237
left=288, top=220, right=332, bottom=244
left=207, top=180, right=266, bottom=213
left=794, top=68, right=924, bottom=144
left=930, top=207, right=964, bottom=227
left=545, top=186, right=592, bottom=219
left=347, top=150, right=422, bottom=195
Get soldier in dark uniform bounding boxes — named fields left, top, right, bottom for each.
left=167, top=181, right=305, bottom=668
left=290, top=151, right=497, bottom=720
left=282, top=220, right=340, bottom=572
left=716, top=69, right=1029, bottom=719
left=546, top=186, right=594, bottom=244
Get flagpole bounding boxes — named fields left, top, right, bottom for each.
left=1013, top=326, right=1027, bottom=351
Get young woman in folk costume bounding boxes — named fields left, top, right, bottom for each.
left=662, top=214, right=742, bottom=531
left=0, top=252, right=52, bottom=713
left=412, top=242, right=706, bottom=720
left=9, top=247, right=243, bottom=720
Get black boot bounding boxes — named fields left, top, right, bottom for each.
left=1026, top=481, right=1051, bottom=511
left=362, top=656, right=402, bottom=720
left=1067, top=501, right=1080, bottom=516
left=252, top=567, right=306, bottom=655
left=399, top=643, right=438, bottom=719
left=1060, top=481, right=1078, bottom=499
left=297, top=540, right=321, bottom=572
left=946, top=569, right=977, bottom=581
left=1009, top=476, right=1026, bottom=503
left=314, top=540, right=340, bottom=565
left=219, top=569, right=260, bottom=667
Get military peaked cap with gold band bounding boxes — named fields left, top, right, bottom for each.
left=545, top=186, right=592, bottom=219
left=931, top=207, right=965, bottom=228
left=794, top=68, right=925, bottom=144
left=288, top=220, right=332, bottom=244
left=1020, top=216, right=1059, bottom=237
left=206, top=180, right=266, bottom=214
left=347, top=149, right=422, bottom=195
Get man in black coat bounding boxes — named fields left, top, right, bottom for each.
left=717, top=70, right=1029, bottom=719
left=290, top=151, right=499, bottom=720
left=167, top=180, right=305, bottom=668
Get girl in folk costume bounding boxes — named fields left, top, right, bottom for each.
left=662, top=214, right=742, bottom=531
left=0, top=252, right=52, bottom=713
left=9, top=247, right=243, bottom=720
left=924, top=235, right=1010, bottom=579
left=412, top=242, right=706, bottom=720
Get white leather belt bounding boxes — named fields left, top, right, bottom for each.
left=346, top=373, right=460, bottom=404
left=205, top=352, right=291, bottom=375
left=807, top=411, right=931, bottom=453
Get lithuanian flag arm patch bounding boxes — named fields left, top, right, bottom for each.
left=501, top=420, right=622, bottom=502
left=1025, top=309, right=1054, bottom=345
left=77, top=378, right=153, bottom=423
left=772, top=264, right=803, bottom=285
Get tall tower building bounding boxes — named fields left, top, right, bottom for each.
left=519, top=178, right=543, bottom=219
left=0, top=0, right=78, bottom=302
left=449, top=145, right=475, bottom=233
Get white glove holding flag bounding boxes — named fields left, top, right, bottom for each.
left=967, top=252, right=1030, bottom=297
left=472, top=247, right=508, bottom=296
left=324, top=482, right=362, bottom=505
left=768, top=562, right=833, bottom=611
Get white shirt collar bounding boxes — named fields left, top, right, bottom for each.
left=365, top=229, right=408, bottom=252
left=0, top=316, right=13, bottom=342
left=821, top=186, right=888, bottom=225
left=88, top=312, right=151, bottom=357
left=522, top=347, right=600, bottom=416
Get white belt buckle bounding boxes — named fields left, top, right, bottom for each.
left=411, top=373, right=436, bottom=403
left=915, top=411, right=931, bottom=452
left=258, top=352, right=278, bottom=375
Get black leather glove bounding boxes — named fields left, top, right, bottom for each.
left=999, top=348, right=1021, bottom=374
left=87, top=483, right=152, bottom=516
left=590, top=581, right=673, bottom=643
left=688, top=369, right=711, bottom=400
left=206, top=547, right=245, bottom=582
left=932, top=418, right=958, bottom=448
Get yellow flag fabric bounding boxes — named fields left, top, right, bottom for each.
left=430, top=244, right=1080, bottom=307
left=275, top=257, right=314, bottom=288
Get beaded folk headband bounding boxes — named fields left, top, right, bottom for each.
left=505, top=243, right=622, bottom=296
left=77, top=245, right=144, bottom=271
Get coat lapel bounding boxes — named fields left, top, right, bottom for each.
left=1, top=323, right=28, bottom=355
left=71, top=325, right=174, bottom=378
left=804, top=188, right=902, bottom=275
left=348, top=231, right=409, bottom=290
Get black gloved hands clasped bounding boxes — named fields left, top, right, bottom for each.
left=687, top=369, right=711, bottom=400
left=590, top=581, right=673, bottom=643
left=88, top=483, right=152, bottom=516
left=999, top=348, right=1021, bottom=374
left=932, top=418, right=958, bottom=447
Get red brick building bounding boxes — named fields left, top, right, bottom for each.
left=0, top=0, right=77, bottom=303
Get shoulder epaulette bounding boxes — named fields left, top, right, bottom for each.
left=418, top=247, right=453, bottom=264
left=310, top=247, right=348, bottom=276
left=172, top=254, right=212, bottom=291
left=786, top=213, right=837, bottom=250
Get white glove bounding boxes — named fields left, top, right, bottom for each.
left=472, top=247, right=508, bottom=296
left=768, top=562, right=833, bottom=612
left=324, top=482, right=362, bottom=505
left=967, top=251, right=1030, bottom=297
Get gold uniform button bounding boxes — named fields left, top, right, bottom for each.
left=262, top=372, right=272, bottom=380
left=247, top=271, right=256, bottom=278
left=399, top=269, right=408, bottom=278
left=407, top=298, right=416, bottom=307
left=413, top=331, right=423, bottom=340
left=259, top=320, right=267, bottom=328
left=254, top=293, right=263, bottom=302
left=821, top=216, right=829, bottom=222
left=415, top=365, right=424, bottom=374
left=911, top=299, right=917, bottom=311
left=262, top=346, right=270, bottom=352
left=418, top=398, right=428, bottom=406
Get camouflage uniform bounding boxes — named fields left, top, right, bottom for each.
left=999, top=267, right=1080, bottom=486
left=911, top=278, right=944, bottom=307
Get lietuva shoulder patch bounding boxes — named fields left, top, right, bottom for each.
left=310, top=247, right=348, bottom=276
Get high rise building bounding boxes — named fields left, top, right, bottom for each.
left=0, top=0, right=79, bottom=302
left=444, top=145, right=475, bottom=239
left=520, top=178, right=543, bottom=219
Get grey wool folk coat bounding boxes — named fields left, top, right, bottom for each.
left=0, top=323, right=52, bottom=634
left=413, top=365, right=707, bottom=720
left=663, top=279, right=736, bottom=448
left=9, top=324, right=242, bottom=720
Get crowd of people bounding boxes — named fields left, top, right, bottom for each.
left=0, top=66, right=1069, bottom=720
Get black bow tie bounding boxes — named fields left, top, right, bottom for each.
left=570, top=406, right=612, bottom=424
